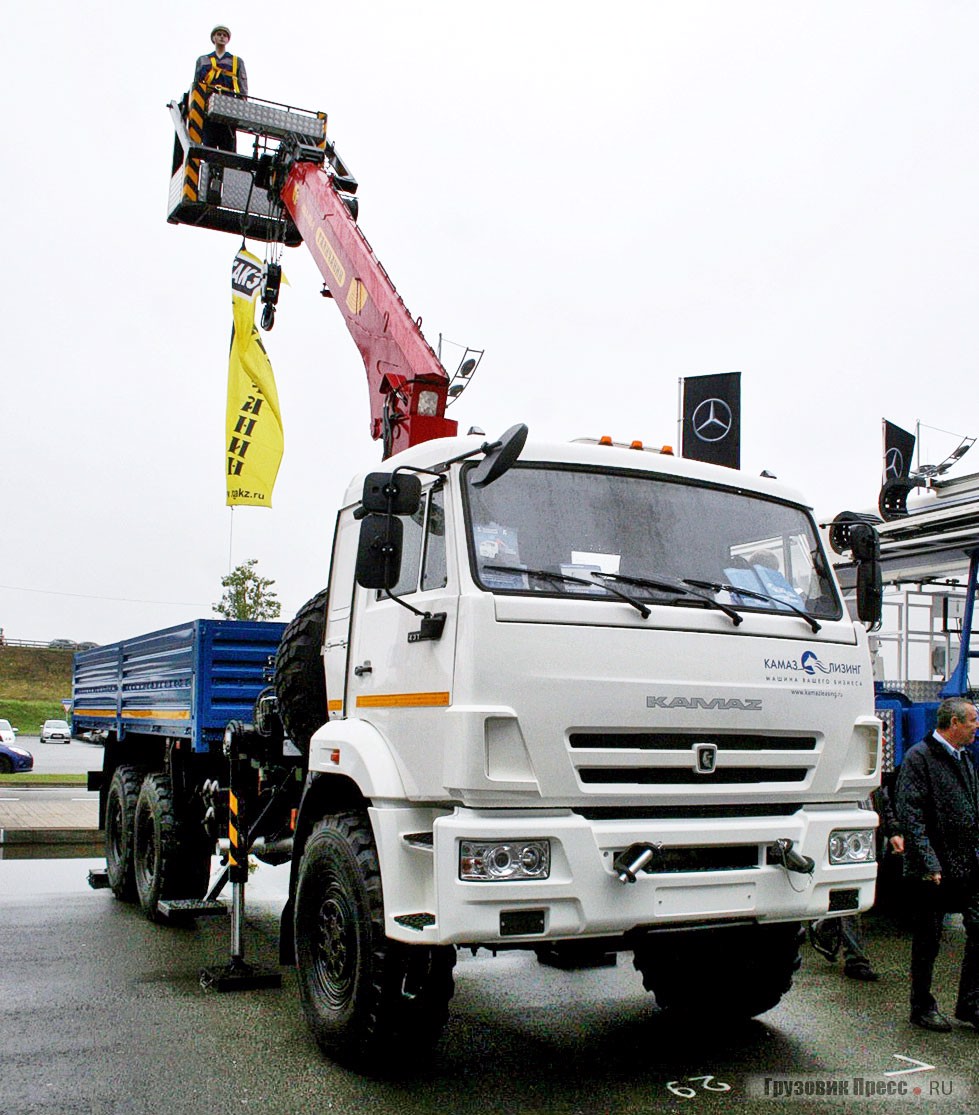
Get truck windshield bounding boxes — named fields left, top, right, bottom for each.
left=464, top=464, right=842, bottom=621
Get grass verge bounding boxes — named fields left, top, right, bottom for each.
left=0, top=699, right=71, bottom=729
left=0, top=773, right=88, bottom=787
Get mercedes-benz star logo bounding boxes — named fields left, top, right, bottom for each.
left=691, top=398, right=733, bottom=443
left=884, top=447, right=904, bottom=480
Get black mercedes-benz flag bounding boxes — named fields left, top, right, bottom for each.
left=680, top=372, right=741, bottom=469
left=882, top=420, right=915, bottom=483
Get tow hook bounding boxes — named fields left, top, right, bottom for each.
left=768, top=837, right=815, bottom=875
left=613, top=842, right=662, bottom=884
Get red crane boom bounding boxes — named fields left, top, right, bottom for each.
left=167, top=91, right=459, bottom=457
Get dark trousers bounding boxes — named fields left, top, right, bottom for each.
left=202, top=119, right=236, bottom=152
left=909, top=882, right=979, bottom=1014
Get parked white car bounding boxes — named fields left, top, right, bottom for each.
left=39, top=719, right=72, bottom=743
left=0, top=718, right=18, bottom=745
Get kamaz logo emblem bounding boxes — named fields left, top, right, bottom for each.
left=646, top=696, right=762, bottom=711
left=695, top=743, right=718, bottom=773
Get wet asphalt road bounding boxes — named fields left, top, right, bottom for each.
left=2, top=859, right=979, bottom=1115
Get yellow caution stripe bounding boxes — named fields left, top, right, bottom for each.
left=355, top=691, right=450, bottom=709
left=327, top=699, right=343, bottom=712
left=121, top=709, right=191, bottom=720
left=73, top=709, right=192, bottom=720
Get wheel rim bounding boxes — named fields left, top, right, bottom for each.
left=313, top=880, right=357, bottom=1009
left=136, top=805, right=157, bottom=893
left=107, top=793, right=124, bottom=864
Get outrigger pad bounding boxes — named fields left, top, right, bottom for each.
left=200, top=960, right=282, bottom=992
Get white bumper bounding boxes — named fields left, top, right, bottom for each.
left=370, top=804, right=877, bottom=946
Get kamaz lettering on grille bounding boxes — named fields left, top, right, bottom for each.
left=646, top=696, right=763, bottom=711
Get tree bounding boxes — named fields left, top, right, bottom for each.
left=214, top=559, right=282, bottom=620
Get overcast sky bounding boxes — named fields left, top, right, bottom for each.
left=2, top=1, right=978, bottom=645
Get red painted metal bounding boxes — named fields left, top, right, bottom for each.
left=282, top=161, right=457, bottom=457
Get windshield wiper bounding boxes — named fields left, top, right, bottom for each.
left=682, top=578, right=821, bottom=633
left=482, top=564, right=650, bottom=618
left=590, top=571, right=742, bottom=627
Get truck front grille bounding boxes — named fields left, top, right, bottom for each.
left=568, top=732, right=817, bottom=790
left=579, top=767, right=806, bottom=785
left=570, top=732, right=816, bottom=751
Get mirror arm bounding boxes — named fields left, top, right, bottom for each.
left=382, top=587, right=427, bottom=618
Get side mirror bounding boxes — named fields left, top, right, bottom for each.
left=361, top=472, right=422, bottom=515
left=355, top=514, right=404, bottom=590
left=848, top=522, right=883, bottom=628
left=470, top=424, right=528, bottom=488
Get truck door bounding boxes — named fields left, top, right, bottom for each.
left=343, top=484, right=456, bottom=794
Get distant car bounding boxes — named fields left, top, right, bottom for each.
left=0, top=723, right=33, bottom=773
left=40, top=719, right=72, bottom=743
left=48, top=639, right=77, bottom=650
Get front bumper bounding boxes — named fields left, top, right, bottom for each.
left=370, top=804, right=877, bottom=946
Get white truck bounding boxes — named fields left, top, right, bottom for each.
left=168, top=90, right=883, bottom=1068
left=269, top=428, right=883, bottom=1066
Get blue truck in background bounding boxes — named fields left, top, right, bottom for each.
left=74, top=618, right=294, bottom=914
left=831, top=466, right=979, bottom=771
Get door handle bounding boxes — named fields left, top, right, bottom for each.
left=354, top=662, right=372, bottom=677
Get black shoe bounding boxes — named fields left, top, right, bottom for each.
left=954, top=1010, right=979, bottom=1031
left=844, top=959, right=880, bottom=982
left=808, top=919, right=841, bottom=962
left=910, top=1007, right=952, bottom=1032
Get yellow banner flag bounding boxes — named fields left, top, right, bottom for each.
left=226, top=249, right=283, bottom=507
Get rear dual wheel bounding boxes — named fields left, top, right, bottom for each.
left=104, top=765, right=144, bottom=900
left=132, top=772, right=212, bottom=918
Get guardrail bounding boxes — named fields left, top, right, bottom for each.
left=0, top=639, right=74, bottom=649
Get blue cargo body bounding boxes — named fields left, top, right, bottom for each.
left=72, top=619, right=287, bottom=752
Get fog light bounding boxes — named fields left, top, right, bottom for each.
left=459, top=840, right=551, bottom=881
left=828, top=829, right=875, bottom=864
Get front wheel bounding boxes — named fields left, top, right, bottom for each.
left=294, top=812, right=455, bottom=1068
left=633, top=921, right=803, bottom=1020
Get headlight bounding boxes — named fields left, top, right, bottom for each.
left=459, top=840, right=551, bottom=881
left=828, top=829, right=875, bottom=864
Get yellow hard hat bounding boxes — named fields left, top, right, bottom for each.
left=211, top=25, right=231, bottom=40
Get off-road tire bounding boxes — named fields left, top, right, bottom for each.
left=274, top=588, right=329, bottom=754
left=133, top=773, right=211, bottom=918
left=294, top=812, right=455, bottom=1069
left=105, top=764, right=144, bottom=901
left=633, top=921, right=803, bottom=1019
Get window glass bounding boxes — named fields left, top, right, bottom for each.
left=390, top=499, right=424, bottom=596
left=464, top=464, right=841, bottom=620
left=421, top=487, right=447, bottom=591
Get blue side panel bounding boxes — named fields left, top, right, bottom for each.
left=72, top=619, right=286, bottom=751
left=193, top=620, right=287, bottom=752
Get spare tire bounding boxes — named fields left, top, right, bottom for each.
left=275, top=588, right=329, bottom=754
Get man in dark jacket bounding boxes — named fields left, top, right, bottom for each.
left=896, top=697, right=979, bottom=1032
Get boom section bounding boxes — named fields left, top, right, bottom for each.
left=281, top=159, right=456, bottom=456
